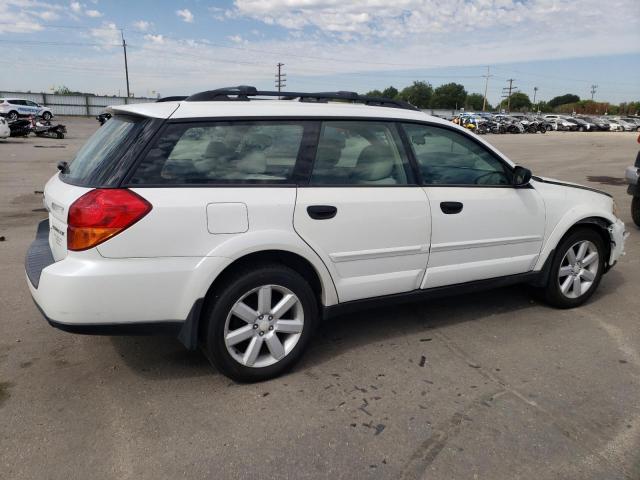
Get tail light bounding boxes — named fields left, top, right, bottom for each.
left=67, top=189, right=152, bottom=251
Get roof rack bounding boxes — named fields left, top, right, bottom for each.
left=156, top=96, right=188, bottom=103
left=184, top=85, right=418, bottom=111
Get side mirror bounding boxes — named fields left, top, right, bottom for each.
left=513, top=166, right=532, bottom=186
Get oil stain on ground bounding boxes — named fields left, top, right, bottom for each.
left=0, top=381, right=14, bottom=407
left=586, top=176, right=627, bottom=186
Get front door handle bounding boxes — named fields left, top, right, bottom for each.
left=307, top=205, right=337, bottom=220
left=440, top=201, right=463, bottom=214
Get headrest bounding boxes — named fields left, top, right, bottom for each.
left=353, top=144, right=394, bottom=181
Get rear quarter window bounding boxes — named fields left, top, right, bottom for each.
left=129, top=121, right=307, bottom=185
left=61, top=115, right=150, bottom=186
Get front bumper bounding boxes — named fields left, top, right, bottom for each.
left=608, top=219, right=628, bottom=267
left=625, top=166, right=639, bottom=185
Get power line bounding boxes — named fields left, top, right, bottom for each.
left=482, top=66, right=492, bottom=111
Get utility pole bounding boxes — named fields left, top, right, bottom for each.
left=482, top=66, right=493, bottom=111
left=121, top=29, right=130, bottom=98
left=533, top=86, right=538, bottom=105
left=501, top=78, right=517, bottom=112
left=275, top=63, right=286, bottom=96
left=590, top=84, right=597, bottom=101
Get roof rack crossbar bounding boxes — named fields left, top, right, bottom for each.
left=184, top=86, right=418, bottom=111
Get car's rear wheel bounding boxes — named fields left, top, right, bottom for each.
left=42, top=112, right=52, bottom=121
left=542, top=228, right=605, bottom=308
left=204, top=264, right=318, bottom=382
left=632, top=196, right=640, bottom=227
left=7, top=111, right=18, bottom=122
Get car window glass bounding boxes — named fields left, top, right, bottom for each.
left=131, top=122, right=305, bottom=185
left=309, top=121, right=412, bottom=185
left=402, top=123, right=512, bottom=186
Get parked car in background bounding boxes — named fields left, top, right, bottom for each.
left=626, top=134, right=640, bottom=226
left=544, top=115, right=577, bottom=131
left=620, top=117, right=640, bottom=131
left=0, top=98, right=53, bottom=121
left=566, top=117, right=596, bottom=132
left=580, top=116, right=611, bottom=131
left=607, top=119, right=629, bottom=132
left=26, top=86, right=627, bottom=382
left=0, top=116, right=10, bottom=139
left=612, top=118, right=638, bottom=132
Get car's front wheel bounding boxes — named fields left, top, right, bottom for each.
left=42, top=112, right=52, bottom=121
left=204, top=264, right=318, bottom=382
left=7, top=111, right=18, bottom=121
left=542, top=228, right=605, bottom=308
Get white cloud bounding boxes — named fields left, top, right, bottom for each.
left=228, top=35, right=244, bottom=43
left=133, top=20, right=152, bottom=32
left=89, top=22, right=120, bottom=47
left=85, top=9, right=102, bottom=17
left=176, top=8, right=194, bottom=23
left=145, top=34, right=165, bottom=44
left=70, top=1, right=82, bottom=13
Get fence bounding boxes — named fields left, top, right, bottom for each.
left=0, top=91, right=156, bottom=117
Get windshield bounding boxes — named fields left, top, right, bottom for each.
left=62, top=115, right=148, bottom=184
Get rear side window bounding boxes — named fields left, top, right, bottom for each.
left=309, top=121, right=413, bottom=185
left=63, top=115, right=148, bottom=184
left=130, top=122, right=305, bottom=185
left=402, top=123, right=512, bottom=186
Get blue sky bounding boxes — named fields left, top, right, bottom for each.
left=1, top=0, right=639, bottom=105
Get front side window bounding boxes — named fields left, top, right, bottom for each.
left=130, top=122, right=305, bottom=185
left=402, top=123, right=512, bottom=186
left=309, top=121, right=413, bottom=185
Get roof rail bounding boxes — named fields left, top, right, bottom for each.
left=184, top=86, right=418, bottom=111
left=156, top=96, right=188, bottom=103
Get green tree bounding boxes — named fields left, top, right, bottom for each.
left=500, top=92, right=531, bottom=111
left=365, top=89, right=383, bottom=97
left=536, top=100, right=551, bottom=112
left=397, top=81, right=433, bottom=109
left=381, top=86, right=399, bottom=99
left=548, top=93, right=580, bottom=109
left=53, top=85, right=72, bottom=95
left=465, top=92, right=490, bottom=111
left=430, top=82, right=467, bottom=109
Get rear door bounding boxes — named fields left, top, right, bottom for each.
left=401, top=123, right=545, bottom=289
left=293, top=120, right=431, bottom=303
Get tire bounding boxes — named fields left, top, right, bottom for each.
left=7, top=111, right=18, bottom=122
left=579, top=126, right=585, bottom=132
left=204, top=264, right=318, bottom=382
left=56, top=132, right=64, bottom=139
left=42, top=112, right=52, bottom=121
left=542, top=228, right=605, bottom=309
left=632, top=196, right=640, bottom=227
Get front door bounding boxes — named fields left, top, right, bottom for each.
left=294, top=120, right=431, bottom=303
left=401, top=123, right=545, bottom=289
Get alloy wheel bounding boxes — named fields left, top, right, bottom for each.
left=224, top=284, right=304, bottom=368
left=557, top=240, right=599, bottom=299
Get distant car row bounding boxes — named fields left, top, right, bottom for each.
left=0, top=98, right=53, bottom=122
left=451, top=112, right=640, bottom=134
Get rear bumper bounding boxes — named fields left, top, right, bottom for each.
left=25, top=219, right=218, bottom=348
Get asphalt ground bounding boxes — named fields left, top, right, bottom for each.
left=1, top=117, right=639, bottom=480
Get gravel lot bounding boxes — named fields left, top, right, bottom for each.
left=1, top=117, right=639, bottom=480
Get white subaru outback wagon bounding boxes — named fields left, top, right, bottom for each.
left=26, top=87, right=627, bottom=382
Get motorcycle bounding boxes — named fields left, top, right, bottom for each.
left=32, top=117, right=67, bottom=139
left=8, top=119, right=32, bottom=137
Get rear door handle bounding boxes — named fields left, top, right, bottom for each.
left=440, top=201, right=463, bottom=214
left=307, top=205, right=337, bottom=220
